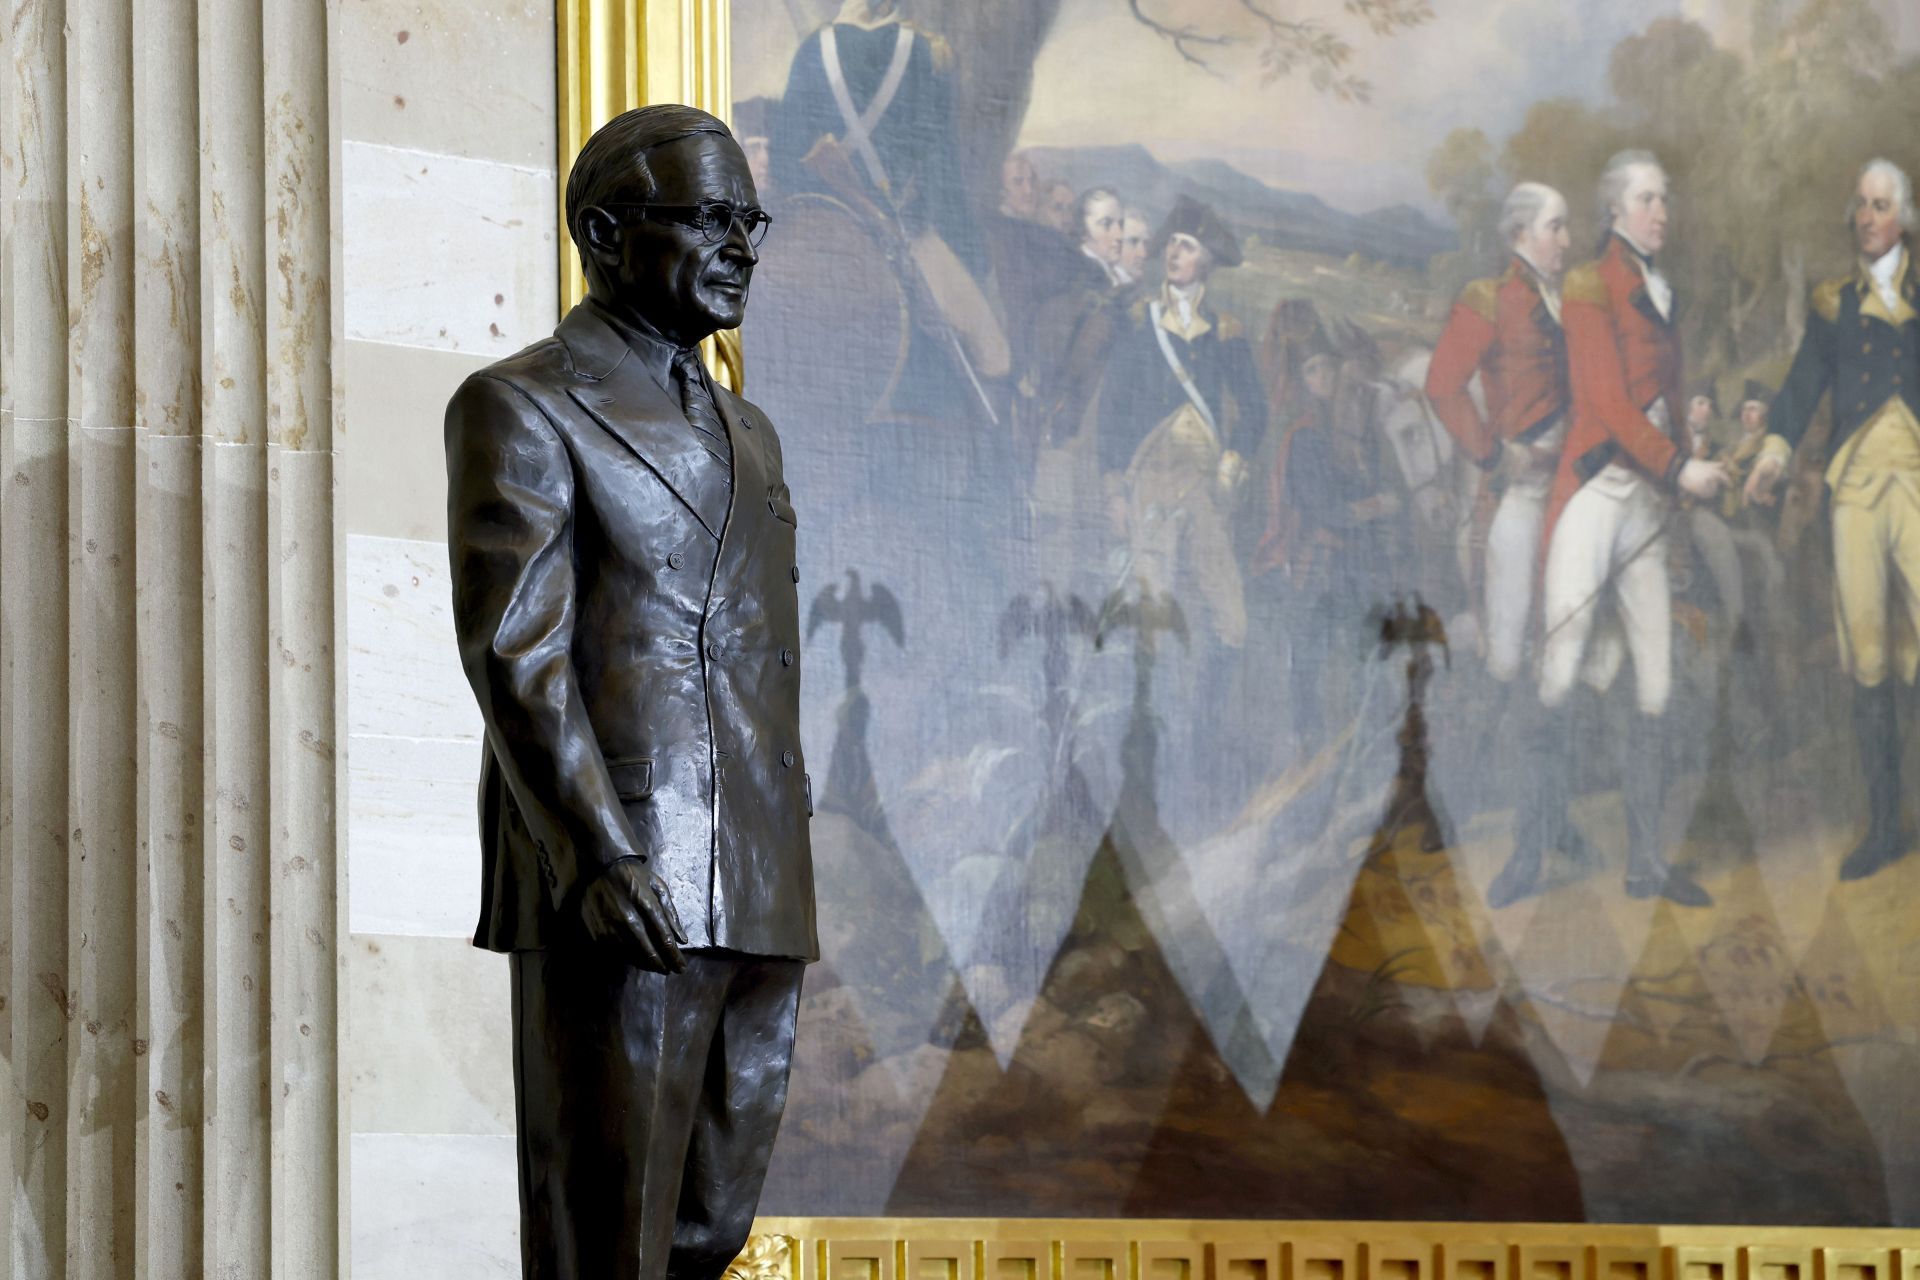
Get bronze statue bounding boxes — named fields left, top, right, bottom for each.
left=444, top=104, right=816, bottom=1279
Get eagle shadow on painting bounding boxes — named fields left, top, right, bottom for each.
left=730, top=0, right=1920, bottom=1226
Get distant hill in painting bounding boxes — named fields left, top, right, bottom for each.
left=734, top=98, right=1456, bottom=268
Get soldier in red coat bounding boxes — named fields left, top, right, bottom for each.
left=1534, top=150, right=1731, bottom=906
left=1424, top=181, right=1581, bottom=905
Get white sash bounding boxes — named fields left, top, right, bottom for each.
left=819, top=25, right=915, bottom=193
left=1148, top=301, right=1220, bottom=444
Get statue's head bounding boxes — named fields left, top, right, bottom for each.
left=567, top=105, right=768, bottom=346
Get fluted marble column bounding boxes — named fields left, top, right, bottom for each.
left=1, top=2, right=341, bottom=1277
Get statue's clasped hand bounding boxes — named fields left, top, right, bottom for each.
left=580, top=857, right=691, bottom=973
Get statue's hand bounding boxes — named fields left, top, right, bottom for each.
left=580, top=859, right=689, bottom=974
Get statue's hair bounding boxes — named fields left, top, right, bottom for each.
left=1848, top=157, right=1917, bottom=232
left=1499, top=182, right=1563, bottom=247
left=1597, top=148, right=1666, bottom=227
left=565, top=104, right=734, bottom=249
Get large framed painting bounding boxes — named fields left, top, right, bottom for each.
left=579, top=0, right=1920, bottom=1226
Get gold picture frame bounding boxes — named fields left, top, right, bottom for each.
left=558, top=0, right=742, bottom=389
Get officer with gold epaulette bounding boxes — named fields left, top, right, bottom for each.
left=1424, top=181, right=1579, bottom=905
left=1747, top=157, right=1920, bottom=881
left=1095, top=194, right=1267, bottom=480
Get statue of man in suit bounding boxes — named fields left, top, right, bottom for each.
left=444, top=104, right=817, bottom=1280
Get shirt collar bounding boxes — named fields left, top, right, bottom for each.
left=586, top=297, right=694, bottom=391
left=1081, top=242, right=1124, bottom=285
left=1513, top=249, right=1555, bottom=287
left=1870, top=241, right=1906, bottom=289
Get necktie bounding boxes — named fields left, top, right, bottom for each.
left=671, top=348, right=731, bottom=470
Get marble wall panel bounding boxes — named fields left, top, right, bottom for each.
left=349, top=1132, right=519, bottom=1278
left=348, top=731, right=483, bottom=937
left=347, top=933, right=512, bottom=1135
left=345, top=532, right=481, bottom=742
left=341, top=140, right=557, bottom=356
left=338, top=338, right=488, bottom=543
left=339, top=0, right=555, bottom=171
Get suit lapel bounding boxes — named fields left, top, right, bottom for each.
left=560, top=308, right=732, bottom=538
left=713, top=386, right=760, bottom=551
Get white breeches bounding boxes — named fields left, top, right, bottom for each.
left=1538, top=464, right=1672, bottom=716
left=1483, top=467, right=1551, bottom=683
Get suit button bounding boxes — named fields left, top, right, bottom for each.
left=781, top=750, right=795, bottom=767
left=791, top=565, right=800, bottom=584
left=782, top=648, right=794, bottom=666
left=706, top=641, right=721, bottom=661
left=668, top=550, right=685, bottom=570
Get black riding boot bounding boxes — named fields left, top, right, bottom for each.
left=1622, top=712, right=1712, bottom=906
left=1840, top=682, right=1908, bottom=881
left=1489, top=703, right=1566, bottom=908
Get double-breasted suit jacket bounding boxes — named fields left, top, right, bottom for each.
left=446, top=301, right=819, bottom=962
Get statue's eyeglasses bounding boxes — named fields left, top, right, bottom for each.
left=604, top=201, right=773, bottom=248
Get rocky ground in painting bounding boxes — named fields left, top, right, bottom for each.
left=760, top=668, right=1920, bottom=1221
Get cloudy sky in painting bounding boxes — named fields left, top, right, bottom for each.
left=1021, top=0, right=1662, bottom=212
left=732, top=0, right=1920, bottom=215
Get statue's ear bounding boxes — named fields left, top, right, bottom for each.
left=577, top=207, right=622, bottom=269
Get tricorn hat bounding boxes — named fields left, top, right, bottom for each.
left=1153, top=194, right=1242, bottom=268
left=1740, top=378, right=1771, bottom=409
left=731, top=97, right=770, bottom=139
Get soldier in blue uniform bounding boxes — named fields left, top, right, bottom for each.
left=1095, top=195, right=1268, bottom=479
left=771, top=0, right=979, bottom=273
left=1748, top=158, right=1920, bottom=880
left=770, top=0, right=1009, bottom=409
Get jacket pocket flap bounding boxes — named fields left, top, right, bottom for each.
left=767, top=486, right=798, bottom=526
left=605, top=755, right=654, bottom=801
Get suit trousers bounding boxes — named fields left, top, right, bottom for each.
left=1538, top=463, right=1672, bottom=716
left=511, top=947, right=805, bottom=1280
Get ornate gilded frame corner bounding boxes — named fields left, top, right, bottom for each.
left=557, top=0, right=743, bottom=390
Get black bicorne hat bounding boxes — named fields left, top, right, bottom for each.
left=1153, top=194, right=1242, bottom=268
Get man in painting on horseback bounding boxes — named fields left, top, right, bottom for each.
left=771, top=0, right=1010, bottom=397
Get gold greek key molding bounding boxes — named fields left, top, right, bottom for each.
left=556, top=0, right=743, bottom=389
left=736, top=1222, right=1920, bottom=1280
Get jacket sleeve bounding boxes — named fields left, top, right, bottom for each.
left=1222, top=334, right=1269, bottom=458
left=1764, top=298, right=1837, bottom=457
left=1563, top=291, right=1683, bottom=487
left=1425, top=302, right=1500, bottom=468
left=445, top=374, right=643, bottom=913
